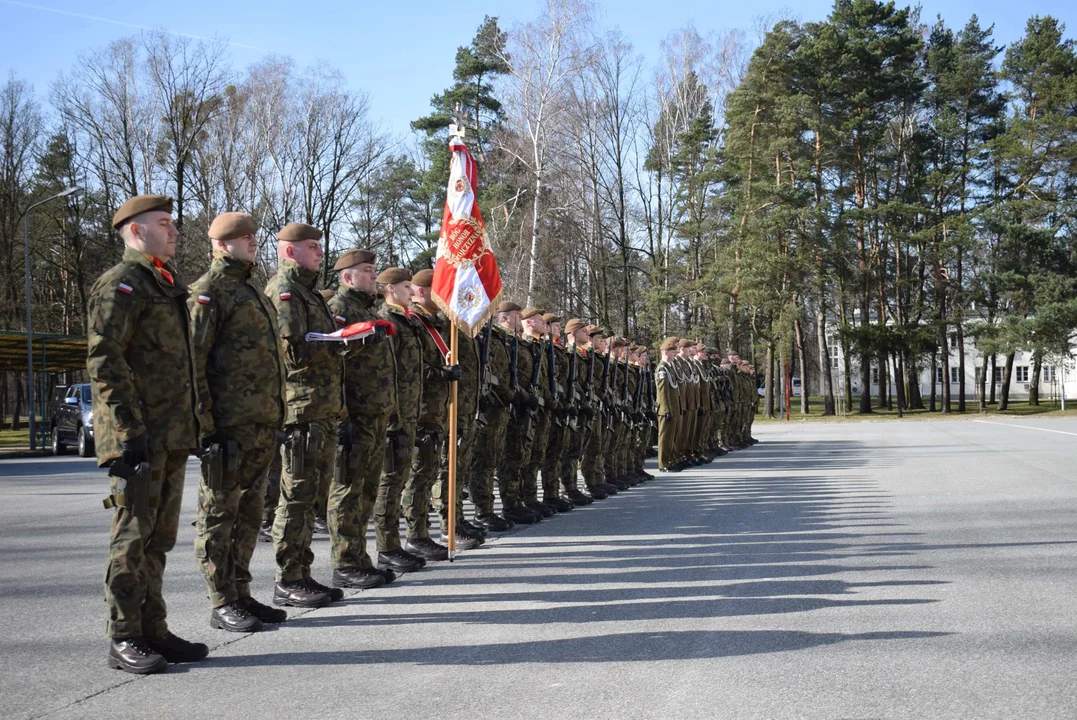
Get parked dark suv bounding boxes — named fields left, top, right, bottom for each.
left=51, top=383, right=95, bottom=457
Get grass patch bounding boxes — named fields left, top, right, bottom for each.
left=0, top=422, right=46, bottom=448
left=757, top=397, right=1077, bottom=422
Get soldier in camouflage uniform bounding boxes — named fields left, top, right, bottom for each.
left=538, top=314, right=575, bottom=512
left=88, top=194, right=208, bottom=674
left=325, top=249, right=396, bottom=589
left=264, top=222, right=344, bottom=609
left=497, top=304, right=544, bottom=525
left=518, top=308, right=556, bottom=518
left=189, top=212, right=288, bottom=634
left=402, top=269, right=457, bottom=561
left=432, top=304, right=487, bottom=547
left=581, top=328, right=618, bottom=498
left=374, top=267, right=427, bottom=573
left=559, top=319, right=595, bottom=504
left=467, top=302, right=518, bottom=532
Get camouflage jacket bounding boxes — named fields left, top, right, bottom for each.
left=328, top=286, right=395, bottom=419
left=481, top=324, right=513, bottom=408
left=411, top=304, right=450, bottom=427
left=551, top=338, right=571, bottom=412
left=86, top=247, right=199, bottom=465
left=264, top=259, right=344, bottom=425
left=188, top=254, right=285, bottom=435
left=521, top=333, right=550, bottom=411
left=505, top=326, right=534, bottom=412
left=379, top=303, right=424, bottom=429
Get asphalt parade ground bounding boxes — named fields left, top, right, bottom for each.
left=3, top=417, right=1076, bottom=719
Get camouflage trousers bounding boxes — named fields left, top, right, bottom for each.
left=498, top=412, right=535, bottom=509
left=194, top=424, right=276, bottom=608
left=541, top=417, right=568, bottom=501
left=607, top=419, right=628, bottom=479
left=374, top=420, right=416, bottom=553
left=273, top=418, right=335, bottom=584
left=521, top=408, right=552, bottom=504
left=559, top=420, right=586, bottom=493
left=262, top=452, right=281, bottom=527
left=329, top=412, right=385, bottom=570
left=403, top=421, right=444, bottom=541
left=580, top=416, right=607, bottom=488
left=104, top=448, right=188, bottom=639
left=435, top=404, right=475, bottom=530
left=469, top=405, right=509, bottom=515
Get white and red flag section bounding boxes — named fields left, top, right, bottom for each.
left=305, top=319, right=395, bottom=344
left=430, top=136, right=502, bottom=337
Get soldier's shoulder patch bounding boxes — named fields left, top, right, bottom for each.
left=279, top=291, right=292, bottom=301
left=117, top=282, right=134, bottom=295
left=196, top=294, right=212, bottom=304
left=335, top=315, right=347, bottom=325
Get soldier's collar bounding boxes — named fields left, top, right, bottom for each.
left=214, top=253, right=255, bottom=278
left=279, top=258, right=319, bottom=287
left=341, top=285, right=376, bottom=307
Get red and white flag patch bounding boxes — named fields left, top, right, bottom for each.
left=117, top=282, right=133, bottom=295
left=279, top=292, right=292, bottom=301
left=196, top=294, right=211, bottom=305
left=335, top=315, right=346, bottom=324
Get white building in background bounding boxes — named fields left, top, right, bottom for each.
left=823, top=323, right=1077, bottom=404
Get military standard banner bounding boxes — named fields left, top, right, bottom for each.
left=430, top=136, right=502, bottom=336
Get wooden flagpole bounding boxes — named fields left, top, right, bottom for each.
left=447, top=321, right=459, bottom=560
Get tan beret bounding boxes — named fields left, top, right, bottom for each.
left=564, top=318, right=587, bottom=334
left=319, top=288, right=335, bottom=300
left=585, top=324, right=602, bottom=337
left=521, top=307, right=544, bottom=320
left=112, top=195, right=173, bottom=229
left=497, top=301, right=522, bottom=313
left=277, top=222, right=323, bottom=242
left=611, top=337, right=629, bottom=348
left=334, top=248, right=376, bottom=271
left=376, top=267, right=412, bottom=285
left=542, top=312, right=562, bottom=325
left=412, top=268, right=434, bottom=288
left=660, top=337, right=680, bottom=351
left=677, top=338, right=695, bottom=348
left=208, top=212, right=258, bottom=242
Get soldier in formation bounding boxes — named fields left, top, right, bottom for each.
left=89, top=196, right=761, bottom=674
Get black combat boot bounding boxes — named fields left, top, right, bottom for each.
left=475, top=513, right=514, bottom=531
left=147, top=632, right=209, bottom=664
left=108, top=637, right=168, bottom=674
left=307, top=577, right=344, bottom=601
left=211, top=601, right=263, bottom=633
left=588, top=485, right=609, bottom=500
left=405, top=537, right=450, bottom=561
left=566, top=488, right=593, bottom=505
left=446, top=532, right=483, bottom=550
left=526, top=500, right=555, bottom=518
left=504, top=505, right=541, bottom=524
left=333, top=566, right=387, bottom=590
left=460, top=519, right=488, bottom=539
left=377, top=549, right=423, bottom=573
left=273, top=580, right=331, bottom=608
left=240, top=596, right=287, bottom=623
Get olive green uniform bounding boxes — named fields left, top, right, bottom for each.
left=520, top=334, right=552, bottom=505
left=497, top=330, right=537, bottom=510
left=468, top=325, right=514, bottom=516
left=264, top=259, right=344, bottom=584
left=189, top=254, right=285, bottom=608
left=540, top=338, right=571, bottom=502
left=406, top=305, right=451, bottom=541
left=88, top=248, right=199, bottom=639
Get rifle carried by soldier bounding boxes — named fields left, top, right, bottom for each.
left=599, top=348, right=613, bottom=432
left=547, top=336, right=562, bottom=428
left=475, top=319, right=498, bottom=427
left=565, top=345, right=578, bottom=433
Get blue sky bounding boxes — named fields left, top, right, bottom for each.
left=2, top=0, right=1075, bottom=137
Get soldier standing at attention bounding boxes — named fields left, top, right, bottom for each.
left=265, top=222, right=344, bottom=609
left=581, top=327, right=617, bottom=498
left=190, top=212, right=288, bottom=634
left=496, top=303, right=543, bottom=525
left=655, top=337, right=682, bottom=472
left=467, top=302, right=519, bottom=532
left=326, top=249, right=396, bottom=589
left=519, top=307, right=555, bottom=518
left=559, top=319, right=595, bottom=505
left=88, top=194, right=208, bottom=674
left=539, top=313, right=575, bottom=513
left=403, top=268, right=457, bottom=561
left=374, top=267, right=427, bottom=573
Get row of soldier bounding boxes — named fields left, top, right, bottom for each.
left=86, top=197, right=758, bottom=675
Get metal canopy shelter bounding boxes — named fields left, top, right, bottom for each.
left=0, top=331, right=87, bottom=373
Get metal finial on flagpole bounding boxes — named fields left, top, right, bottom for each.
left=449, top=102, right=466, bottom=138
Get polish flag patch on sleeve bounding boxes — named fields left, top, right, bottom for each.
left=335, top=315, right=346, bottom=324
left=196, top=294, right=211, bottom=304
left=117, top=282, right=133, bottom=295
left=279, top=292, right=292, bottom=301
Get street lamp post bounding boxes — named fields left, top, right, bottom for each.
left=24, top=186, right=82, bottom=451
